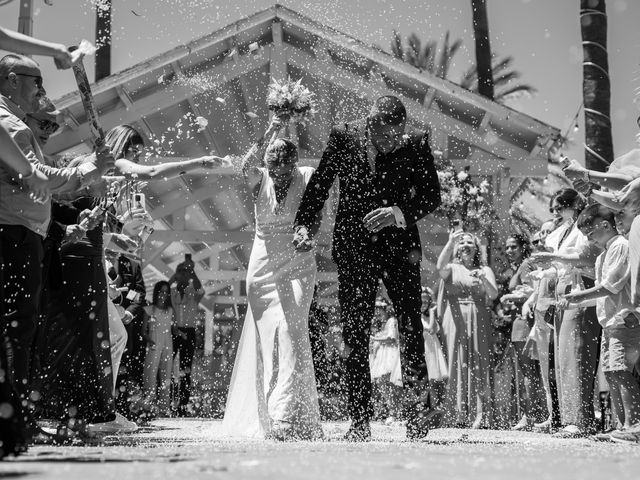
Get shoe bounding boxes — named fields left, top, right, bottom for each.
left=532, top=417, right=552, bottom=434
left=406, top=407, right=442, bottom=441
left=343, top=420, right=371, bottom=442
left=511, top=415, right=531, bottom=431
left=115, top=412, right=138, bottom=432
left=86, top=414, right=138, bottom=435
left=610, top=429, right=640, bottom=444
left=552, top=425, right=585, bottom=439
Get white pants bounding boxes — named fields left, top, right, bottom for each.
left=107, top=298, right=128, bottom=395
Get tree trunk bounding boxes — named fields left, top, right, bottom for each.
left=581, top=0, right=613, bottom=171
left=95, top=0, right=112, bottom=82
left=470, top=0, right=494, bottom=100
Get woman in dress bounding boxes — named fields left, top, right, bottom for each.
left=437, top=230, right=498, bottom=428
left=141, top=281, right=175, bottom=416
left=498, top=234, right=547, bottom=430
left=221, top=117, right=322, bottom=440
left=529, top=189, right=601, bottom=437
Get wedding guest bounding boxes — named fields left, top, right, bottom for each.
left=141, top=281, right=175, bottom=416
left=437, top=230, right=498, bottom=428
left=0, top=53, right=113, bottom=422
left=498, top=234, right=547, bottom=430
left=530, top=188, right=601, bottom=437
left=171, top=260, right=205, bottom=416
left=420, top=286, right=448, bottom=410
left=369, top=298, right=402, bottom=424
left=522, top=220, right=562, bottom=432
left=564, top=205, right=640, bottom=434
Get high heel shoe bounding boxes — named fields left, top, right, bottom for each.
left=511, top=415, right=531, bottom=431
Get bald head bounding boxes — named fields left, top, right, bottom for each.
left=0, top=54, right=45, bottom=114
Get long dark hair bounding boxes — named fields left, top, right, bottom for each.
left=152, top=281, right=172, bottom=310
left=550, top=188, right=586, bottom=219
left=104, top=124, right=144, bottom=160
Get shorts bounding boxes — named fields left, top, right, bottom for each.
left=600, top=326, right=640, bottom=372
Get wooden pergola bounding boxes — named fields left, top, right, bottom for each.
left=48, top=5, right=560, bottom=332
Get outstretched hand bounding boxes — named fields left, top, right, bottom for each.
left=200, top=155, right=233, bottom=169
left=616, top=177, right=640, bottom=212
left=561, top=158, right=587, bottom=182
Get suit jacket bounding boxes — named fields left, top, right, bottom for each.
left=295, top=120, right=441, bottom=267
left=108, top=255, right=146, bottom=319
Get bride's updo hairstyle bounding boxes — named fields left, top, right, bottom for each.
left=264, top=138, right=298, bottom=168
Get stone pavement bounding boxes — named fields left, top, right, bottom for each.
left=1, top=420, right=640, bottom=480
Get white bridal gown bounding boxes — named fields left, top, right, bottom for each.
left=221, top=166, right=322, bottom=439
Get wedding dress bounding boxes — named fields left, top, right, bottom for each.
left=221, top=166, right=322, bottom=439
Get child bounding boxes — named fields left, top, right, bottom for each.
left=564, top=204, right=640, bottom=434
left=370, top=298, right=402, bottom=424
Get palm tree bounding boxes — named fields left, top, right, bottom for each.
left=390, top=31, right=536, bottom=104
left=580, top=0, right=613, bottom=172
left=95, top=0, right=112, bottom=81
left=470, top=0, right=494, bottom=100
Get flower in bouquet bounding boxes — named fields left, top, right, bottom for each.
left=267, top=78, right=317, bottom=125
left=435, top=163, right=496, bottom=232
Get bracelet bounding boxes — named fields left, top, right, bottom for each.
left=582, top=169, right=590, bottom=183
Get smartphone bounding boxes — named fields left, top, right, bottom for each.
left=452, top=219, right=463, bottom=233
left=133, top=193, right=146, bottom=211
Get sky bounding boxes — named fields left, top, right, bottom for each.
left=1, top=0, right=639, bottom=163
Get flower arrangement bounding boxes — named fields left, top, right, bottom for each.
left=267, top=78, right=317, bottom=125
left=436, top=163, right=495, bottom=233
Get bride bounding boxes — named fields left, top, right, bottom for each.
left=221, top=115, right=323, bottom=440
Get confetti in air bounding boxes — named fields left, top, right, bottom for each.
left=194, top=116, right=209, bottom=132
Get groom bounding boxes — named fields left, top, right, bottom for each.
left=294, top=96, right=441, bottom=440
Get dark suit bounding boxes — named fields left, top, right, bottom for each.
left=295, top=120, right=441, bottom=422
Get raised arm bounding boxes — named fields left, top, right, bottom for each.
left=241, top=117, right=284, bottom=193
left=563, top=158, right=633, bottom=191
left=437, top=229, right=463, bottom=280
left=114, top=154, right=226, bottom=181
left=0, top=26, right=78, bottom=69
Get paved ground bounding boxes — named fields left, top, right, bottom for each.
left=1, top=420, right=640, bottom=480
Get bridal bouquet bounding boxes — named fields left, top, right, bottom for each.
left=267, top=78, right=317, bottom=124
left=436, top=163, right=495, bottom=233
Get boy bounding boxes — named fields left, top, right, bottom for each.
left=563, top=204, right=640, bottom=438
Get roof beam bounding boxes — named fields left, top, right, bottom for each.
left=47, top=52, right=272, bottom=155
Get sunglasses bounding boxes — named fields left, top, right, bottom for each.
left=532, top=239, right=541, bottom=245
left=549, top=205, right=565, bottom=214
left=27, top=114, right=59, bottom=135
left=9, top=72, right=44, bottom=89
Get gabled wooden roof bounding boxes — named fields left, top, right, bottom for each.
left=49, top=4, right=560, bottom=309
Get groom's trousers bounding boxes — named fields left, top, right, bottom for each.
left=338, top=254, right=429, bottom=422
